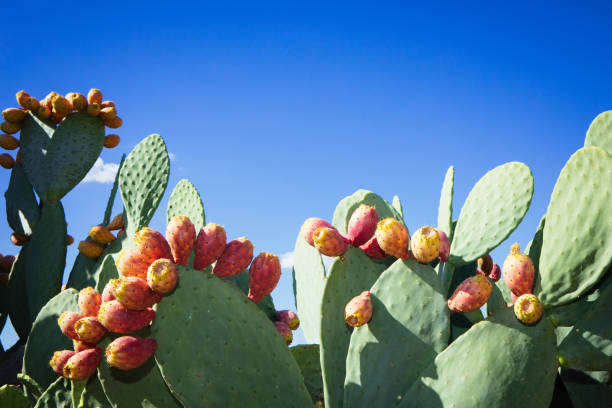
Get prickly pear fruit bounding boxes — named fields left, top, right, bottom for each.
left=478, top=254, right=493, bottom=276
left=514, top=294, right=543, bottom=324
left=359, top=236, right=387, bottom=259
left=247, top=252, right=281, bottom=302
left=49, top=350, right=75, bottom=376
left=0, top=154, right=14, bottom=169
left=300, top=218, right=333, bottom=246
left=212, top=237, right=254, bottom=278
left=105, top=115, right=122, bottom=128
left=66, top=234, right=74, bottom=246
left=39, top=92, right=56, bottom=110
left=63, top=348, right=102, bottom=381
left=105, top=336, right=157, bottom=370
left=312, top=227, right=348, bottom=257
left=0, top=255, right=13, bottom=272
left=437, top=229, right=450, bottom=262
left=345, top=291, right=373, bottom=327
left=347, top=204, right=378, bottom=246
left=489, top=264, right=501, bottom=282
left=134, top=227, right=173, bottom=264
left=274, top=321, right=293, bottom=345
left=37, top=105, right=51, bottom=119
left=0, top=134, right=19, bottom=150
left=78, top=287, right=102, bottom=317
left=87, top=103, right=101, bottom=117
left=2, top=108, right=27, bottom=123
left=375, top=218, right=410, bottom=260
left=73, top=339, right=96, bottom=352
left=78, top=241, right=103, bottom=258
left=87, top=88, right=103, bottom=105
left=447, top=275, right=493, bottom=312
left=193, top=223, right=226, bottom=270
left=101, top=101, right=116, bottom=108
left=10, top=232, right=27, bottom=245
left=1, top=121, right=21, bottom=134
left=88, top=225, right=115, bottom=244
left=66, top=92, right=87, bottom=111
left=99, top=106, right=117, bottom=121
left=97, top=301, right=155, bottom=333
left=115, top=250, right=150, bottom=280
left=104, top=134, right=120, bottom=148
left=275, top=310, right=300, bottom=330
left=147, top=258, right=178, bottom=294
left=25, top=97, right=40, bottom=111
left=16, top=90, right=30, bottom=109
left=503, top=243, right=534, bottom=296
left=58, top=311, right=84, bottom=340
left=51, top=95, right=73, bottom=116
left=74, top=317, right=107, bottom=344
left=101, top=282, right=116, bottom=302
left=109, top=277, right=162, bottom=310
left=166, top=216, right=196, bottom=265
left=411, top=226, right=441, bottom=263
left=106, top=213, right=124, bottom=230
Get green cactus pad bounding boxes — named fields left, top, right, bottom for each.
left=166, top=179, right=206, bottom=232
left=538, top=147, right=612, bottom=306
left=436, top=262, right=454, bottom=295
left=17, top=372, right=43, bottom=402
left=484, top=283, right=509, bottom=318
left=19, top=112, right=55, bottom=200
left=392, top=195, right=403, bottom=219
left=319, top=247, right=387, bottom=408
left=291, top=345, right=324, bottom=404
left=0, top=384, right=30, bottom=408
left=5, top=164, right=39, bottom=235
left=8, top=250, right=31, bottom=339
left=151, top=265, right=312, bottom=407
left=437, top=165, right=454, bottom=240
left=94, top=255, right=120, bottom=293
left=450, top=162, right=533, bottom=265
left=224, top=269, right=276, bottom=320
left=332, top=189, right=403, bottom=233
left=79, top=377, right=111, bottom=408
left=526, top=215, right=545, bottom=294
left=344, top=259, right=449, bottom=408
left=561, top=369, right=612, bottom=407
left=585, top=110, right=612, bottom=155
left=71, top=380, right=87, bottom=408
left=557, top=274, right=612, bottom=371
left=34, top=377, right=72, bottom=408
left=292, top=229, right=327, bottom=344
left=398, top=306, right=558, bottom=408
left=23, top=289, right=79, bottom=391
left=446, top=260, right=477, bottom=298
left=103, top=155, right=125, bottom=226
left=119, top=134, right=169, bottom=236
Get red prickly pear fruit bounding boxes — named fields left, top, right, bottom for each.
left=503, top=243, right=534, bottom=297
left=109, top=277, right=162, bottom=310
left=359, top=236, right=387, bottom=259
left=312, top=227, right=348, bottom=257
left=58, top=311, right=84, bottom=340
left=436, top=229, right=450, bottom=262
left=489, top=264, right=501, bottom=282
left=375, top=218, right=410, bottom=260
left=247, top=252, right=281, bottom=303
left=87, top=88, right=103, bottom=105
left=66, top=92, right=87, bottom=111
left=101, top=282, right=116, bottom=302
left=411, top=226, right=441, bottom=264
left=63, top=348, right=102, bottom=381
left=66, top=234, right=74, bottom=246
left=274, top=321, right=293, bottom=345
left=477, top=254, right=493, bottom=276
left=78, top=287, right=102, bottom=317
left=347, top=205, right=378, bottom=247
left=166, top=216, right=196, bottom=265
left=345, top=291, right=373, bottom=327
left=73, top=339, right=96, bottom=352
left=147, top=258, right=178, bottom=294
left=49, top=350, right=75, bottom=376
left=97, top=301, right=155, bottom=333
left=104, top=134, right=120, bottom=148
left=74, top=317, right=107, bottom=344
left=89, top=225, right=115, bottom=244
left=51, top=94, right=73, bottom=117
left=78, top=240, right=103, bottom=258
left=105, top=336, right=157, bottom=370
left=514, top=294, right=543, bottom=324
left=275, top=310, right=300, bottom=330
left=212, top=237, right=254, bottom=278
left=134, top=227, right=173, bottom=264
left=193, top=223, right=227, bottom=270
left=2, top=108, right=27, bottom=123
left=300, top=218, right=333, bottom=246
left=106, top=213, right=124, bottom=231
left=447, top=275, right=493, bottom=313
left=115, top=250, right=150, bottom=280
left=0, top=255, right=15, bottom=272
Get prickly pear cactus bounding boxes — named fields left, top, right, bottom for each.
left=166, top=179, right=205, bottom=232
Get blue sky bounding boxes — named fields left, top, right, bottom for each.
left=1, top=2, right=611, bottom=347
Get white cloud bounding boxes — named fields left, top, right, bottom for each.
left=82, top=158, right=119, bottom=183
left=280, top=251, right=294, bottom=269
left=168, top=152, right=176, bottom=161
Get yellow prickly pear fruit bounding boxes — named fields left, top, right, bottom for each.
left=37, top=105, right=52, bottom=119
left=106, top=213, right=124, bottom=231
left=66, top=92, right=88, bottom=111
left=24, top=97, right=40, bottom=112
left=1, top=121, right=21, bottom=134
left=87, top=103, right=101, bottom=117
left=344, top=291, right=373, bottom=327
left=2, top=108, right=27, bottom=123
left=103, top=115, right=122, bottom=129
left=514, top=293, right=543, bottom=324
left=52, top=95, right=73, bottom=117
left=0, top=154, right=15, bottom=169
left=99, top=106, right=117, bottom=121
left=410, top=226, right=441, bottom=264
left=0, top=134, right=19, bottom=150
left=87, top=88, right=103, bottom=105
left=104, top=134, right=120, bottom=148
left=375, top=218, right=410, bottom=260
left=16, top=90, right=30, bottom=108
left=147, top=258, right=178, bottom=294
left=89, top=225, right=115, bottom=244
left=312, top=227, right=348, bottom=257
left=40, top=92, right=57, bottom=110
left=78, top=241, right=103, bottom=258
left=100, top=101, right=115, bottom=108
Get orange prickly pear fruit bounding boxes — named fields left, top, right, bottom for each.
left=87, top=103, right=101, bottom=117
left=78, top=240, right=103, bottom=258
left=109, top=277, right=162, bottom=310
left=274, top=321, right=293, bottom=345
left=58, top=311, right=85, bottom=340
left=436, top=229, right=450, bottom=262
left=78, top=287, right=102, bottom=317
left=347, top=204, right=378, bottom=246
left=66, top=234, right=74, bottom=246
left=63, top=347, right=102, bottom=380
left=275, top=310, right=300, bottom=330
left=104, top=115, right=122, bottom=128
left=212, top=237, right=254, bottom=278
left=193, top=223, right=226, bottom=270
left=312, top=227, right=349, bottom=257
left=105, top=336, right=157, bottom=370
left=0, top=134, right=20, bottom=150
left=300, top=217, right=333, bottom=246
left=49, top=350, right=75, bottom=376
left=247, top=252, right=281, bottom=302
left=410, top=226, right=441, bottom=263
left=344, top=291, right=373, bottom=327
left=359, top=236, right=387, bottom=259
left=51, top=94, right=73, bottom=117
left=74, top=316, right=107, bottom=343
left=166, top=215, right=196, bottom=265
left=87, top=88, right=103, bottom=104
left=147, top=258, right=178, bottom=294
left=73, top=339, right=96, bottom=352
left=514, top=293, right=543, bottom=324
left=2, top=108, right=27, bottom=123
left=16, top=90, right=30, bottom=108
left=134, top=227, right=173, bottom=264
left=0, top=154, right=15, bottom=169
left=503, top=243, right=535, bottom=296
left=88, top=225, right=115, bottom=244
left=66, top=92, right=87, bottom=111
left=37, top=105, right=52, bottom=119
left=375, top=218, right=410, bottom=260
left=106, top=213, right=124, bottom=230
left=1, top=121, right=21, bottom=134
left=24, top=97, right=40, bottom=112
left=10, top=232, right=28, bottom=245
left=104, top=134, right=120, bottom=148
left=51, top=114, right=65, bottom=124
left=40, top=92, right=57, bottom=110
left=115, top=250, right=150, bottom=280
left=99, top=106, right=117, bottom=121
left=97, top=300, right=155, bottom=333
left=447, top=275, right=493, bottom=312
left=101, top=100, right=115, bottom=108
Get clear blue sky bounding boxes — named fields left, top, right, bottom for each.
left=1, top=2, right=611, bottom=347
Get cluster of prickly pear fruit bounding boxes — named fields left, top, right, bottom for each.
left=78, top=213, right=124, bottom=259
left=273, top=310, right=300, bottom=345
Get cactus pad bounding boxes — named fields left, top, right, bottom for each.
left=5, top=164, right=39, bottom=235
left=291, top=345, right=324, bottom=404
left=0, top=385, right=30, bottom=408
left=437, top=165, right=454, bottom=240
left=33, top=377, right=72, bottom=408
left=332, top=189, right=403, bottom=233
left=8, top=250, right=30, bottom=339
left=224, top=269, right=276, bottom=320
left=585, top=110, right=612, bottom=155
left=166, top=179, right=205, bottom=232
left=391, top=195, right=403, bottom=219
left=102, top=154, right=125, bottom=226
